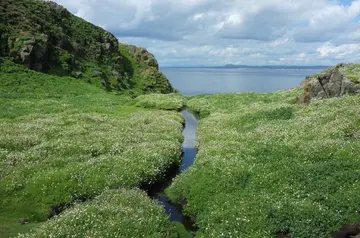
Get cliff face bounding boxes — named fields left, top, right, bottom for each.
left=119, top=44, right=174, bottom=95
left=0, top=0, right=173, bottom=94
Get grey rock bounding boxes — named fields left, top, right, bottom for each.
left=308, top=79, right=326, bottom=98
left=327, top=70, right=343, bottom=97
left=104, top=43, right=111, bottom=50
left=19, top=44, right=34, bottom=65
left=298, top=69, right=359, bottom=104
left=341, top=78, right=357, bottom=95
left=74, top=71, right=82, bottom=78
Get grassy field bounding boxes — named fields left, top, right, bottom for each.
left=2, top=58, right=360, bottom=237
left=0, top=61, right=184, bottom=237
left=167, top=88, right=360, bottom=237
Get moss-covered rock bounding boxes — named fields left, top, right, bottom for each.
left=119, top=43, right=174, bottom=96
left=120, top=44, right=159, bottom=69
left=133, top=67, right=174, bottom=94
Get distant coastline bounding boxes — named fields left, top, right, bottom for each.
left=161, top=65, right=329, bottom=70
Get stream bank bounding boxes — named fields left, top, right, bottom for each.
left=145, top=110, right=199, bottom=233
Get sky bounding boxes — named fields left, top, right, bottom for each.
left=53, top=0, right=360, bottom=66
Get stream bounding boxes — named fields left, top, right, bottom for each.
left=147, top=110, right=198, bottom=231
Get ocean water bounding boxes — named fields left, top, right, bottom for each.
left=161, top=67, right=326, bottom=95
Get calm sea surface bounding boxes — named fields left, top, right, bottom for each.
left=161, top=67, right=325, bottom=95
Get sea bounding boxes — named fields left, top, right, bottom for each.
left=161, top=67, right=327, bottom=95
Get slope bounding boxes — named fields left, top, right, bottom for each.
left=0, top=0, right=173, bottom=94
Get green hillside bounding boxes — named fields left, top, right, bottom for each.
left=0, top=0, right=173, bottom=94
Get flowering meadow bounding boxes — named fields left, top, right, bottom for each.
left=2, top=60, right=360, bottom=237
left=134, top=93, right=186, bottom=111
left=167, top=88, right=360, bottom=237
left=0, top=61, right=184, bottom=237
left=18, top=189, right=178, bottom=238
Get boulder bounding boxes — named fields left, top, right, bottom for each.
left=298, top=69, right=360, bottom=104
left=10, top=34, right=48, bottom=70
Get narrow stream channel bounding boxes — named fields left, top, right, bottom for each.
left=149, top=110, right=198, bottom=231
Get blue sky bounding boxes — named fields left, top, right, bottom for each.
left=54, top=0, right=360, bottom=66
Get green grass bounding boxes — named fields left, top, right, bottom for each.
left=134, top=93, right=186, bottom=111
left=0, top=61, right=183, bottom=237
left=166, top=88, right=360, bottom=238
left=3, top=58, right=360, bottom=237
left=341, top=63, right=360, bottom=84
left=18, top=189, right=178, bottom=238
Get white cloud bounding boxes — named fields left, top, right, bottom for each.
left=53, top=0, right=360, bottom=66
left=317, top=43, right=360, bottom=59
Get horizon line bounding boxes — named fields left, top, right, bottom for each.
left=160, top=65, right=330, bottom=68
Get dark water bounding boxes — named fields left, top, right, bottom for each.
left=161, top=67, right=325, bottom=95
left=156, top=110, right=198, bottom=230
left=179, top=111, right=198, bottom=172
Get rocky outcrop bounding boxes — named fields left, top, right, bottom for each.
left=8, top=34, right=48, bottom=71
left=118, top=43, right=174, bottom=95
left=120, top=44, right=159, bottom=70
left=298, top=65, right=360, bottom=104
left=135, top=67, right=173, bottom=94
